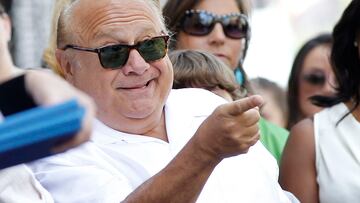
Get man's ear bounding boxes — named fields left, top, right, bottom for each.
left=55, top=48, right=75, bottom=84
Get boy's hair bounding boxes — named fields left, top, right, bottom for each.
left=170, top=50, right=246, bottom=100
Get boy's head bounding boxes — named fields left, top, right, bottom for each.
left=170, top=49, right=245, bottom=101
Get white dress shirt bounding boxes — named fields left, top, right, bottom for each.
left=29, top=88, right=293, bottom=203
left=0, top=165, right=54, bottom=203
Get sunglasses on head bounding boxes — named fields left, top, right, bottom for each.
left=180, top=10, right=249, bottom=39
left=62, top=35, right=169, bottom=69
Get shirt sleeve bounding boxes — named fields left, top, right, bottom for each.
left=0, top=165, right=54, bottom=203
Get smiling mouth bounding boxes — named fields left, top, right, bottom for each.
left=119, top=80, right=152, bottom=90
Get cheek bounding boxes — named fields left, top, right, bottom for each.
left=72, top=55, right=103, bottom=83
left=298, top=85, right=311, bottom=104
left=176, top=33, right=206, bottom=50
left=156, top=58, right=173, bottom=95
left=298, top=78, right=316, bottom=96
left=228, top=42, right=242, bottom=68
left=298, top=84, right=322, bottom=116
left=71, top=62, right=112, bottom=101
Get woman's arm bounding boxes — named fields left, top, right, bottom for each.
left=279, top=118, right=319, bottom=203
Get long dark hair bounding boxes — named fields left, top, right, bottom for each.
left=162, top=0, right=253, bottom=93
left=312, top=0, right=360, bottom=124
left=287, top=33, right=333, bottom=129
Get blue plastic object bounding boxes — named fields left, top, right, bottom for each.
left=0, top=99, right=85, bottom=169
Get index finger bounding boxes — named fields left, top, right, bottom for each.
left=226, top=95, right=264, bottom=116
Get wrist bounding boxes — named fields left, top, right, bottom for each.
left=189, top=134, right=222, bottom=166
left=0, top=73, right=37, bottom=116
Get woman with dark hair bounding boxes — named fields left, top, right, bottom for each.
left=280, top=1, right=360, bottom=202
left=287, top=33, right=336, bottom=129
left=163, top=0, right=289, bottom=164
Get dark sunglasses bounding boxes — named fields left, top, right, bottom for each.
left=62, top=35, right=169, bottom=69
left=302, top=72, right=326, bottom=86
left=180, top=10, right=249, bottom=39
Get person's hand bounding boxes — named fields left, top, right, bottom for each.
left=25, top=70, right=96, bottom=153
left=194, top=95, right=263, bottom=162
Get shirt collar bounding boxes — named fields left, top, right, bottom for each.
left=91, top=119, right=168, bottom=145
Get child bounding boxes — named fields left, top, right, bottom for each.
left=170, top=50, right=246, bottom=101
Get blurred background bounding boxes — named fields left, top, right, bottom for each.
left=3, top=0, right=352, bottom=87
left=243, top=0, right=351, bottom=87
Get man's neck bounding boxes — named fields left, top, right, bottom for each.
left=99, top=109, right=169, bottom=142
left=143, top=111, right=168, bottom=142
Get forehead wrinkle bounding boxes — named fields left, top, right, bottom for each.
left=91, top=16, right=159, bottom=39
left=75, top=2, right=161, bottom=43
left=93, top=25, right=158, bottom=44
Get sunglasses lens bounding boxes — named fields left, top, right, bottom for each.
left=100, top=45, right=129, bottom=69
left=223, top=16, right=248, bottom=39
left=182, top=11, right=248, bottom=39
left=303, top=73, right=326, bottom=86
left=98, top=36, right=168, bottom=69
left=139, top=37, right=167, bottom=62
left=182, top=12, right=213, bottom=36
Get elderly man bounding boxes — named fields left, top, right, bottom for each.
left=0, top=3, right=95, bottom=202
left=29, top=0, right=295, bottom=202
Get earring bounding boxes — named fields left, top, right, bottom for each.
left=354, top=41, right=358, bottom=47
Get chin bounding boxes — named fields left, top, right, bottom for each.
left=125, top=102, right=160, bottom=119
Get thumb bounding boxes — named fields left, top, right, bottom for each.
left=226, top=95, right=264, bottom=116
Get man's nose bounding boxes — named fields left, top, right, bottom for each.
left=208, top=23, right=226, bottom=45
left=121, top=49, right=150, bottom=75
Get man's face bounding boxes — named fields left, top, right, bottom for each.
left=59, top=0, right=173, bottom=134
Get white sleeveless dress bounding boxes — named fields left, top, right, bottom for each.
left=314, top=103, right=360, bottom=203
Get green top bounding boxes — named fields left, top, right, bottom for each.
left=259, top=117, right=289, bottom=164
